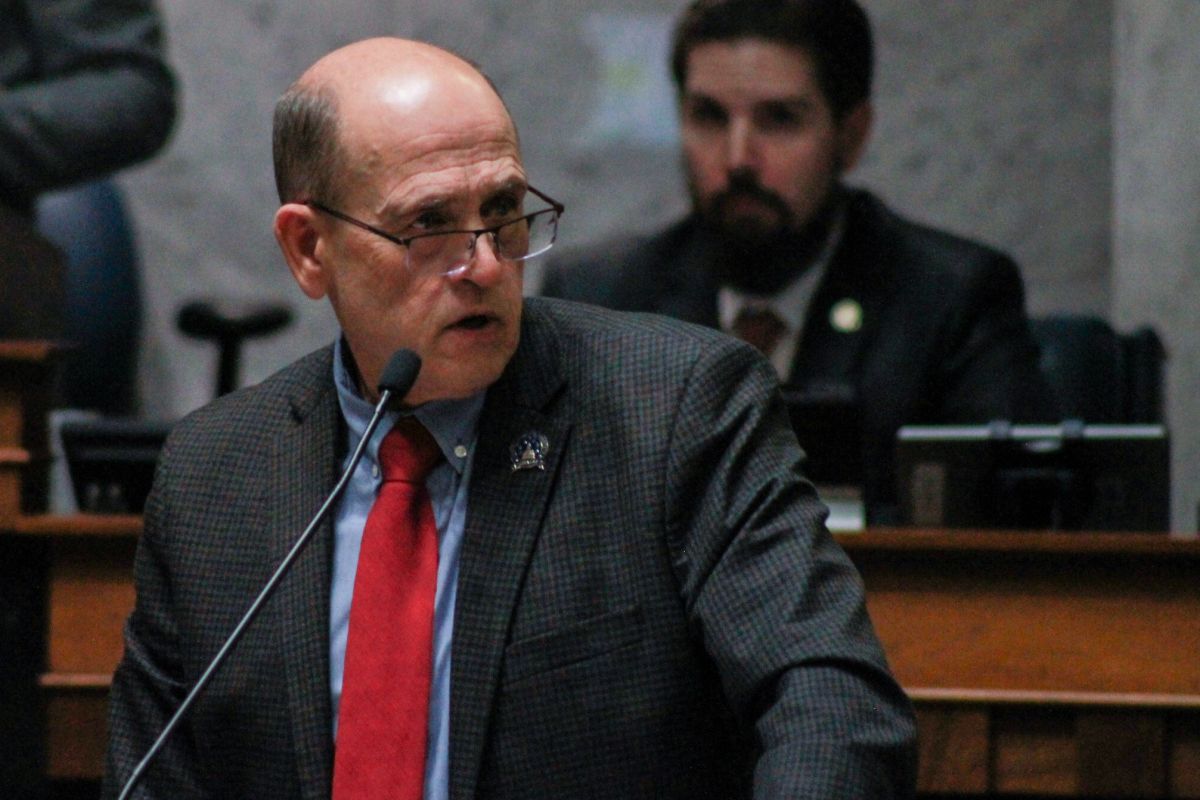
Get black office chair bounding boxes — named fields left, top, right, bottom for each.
left=1030, top=314, right=1166, bottom=424
left=177, top=297, right=293, bottom=397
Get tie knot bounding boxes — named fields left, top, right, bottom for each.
left=732, top=306, right=788, bottom=356
left=378, top=417, right=442, bottom=483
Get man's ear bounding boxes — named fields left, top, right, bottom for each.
left=836, top=101, right=874, bottom=174
left=274, top=203, right=330, bottom=300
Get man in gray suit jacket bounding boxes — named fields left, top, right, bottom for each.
left=104, top=37, right=915, bottom=799
left=542, top=0, right=1056, bottom=520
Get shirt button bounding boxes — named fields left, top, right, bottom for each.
left=371, top=463, right=380, bottom=479
left=454, top=445, right=468, bottom=459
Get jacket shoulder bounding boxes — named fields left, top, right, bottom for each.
left=540, top=219, right=697, bottom=310
left=160, top=346, right=334, bottom=461
left=844, top=189, right=1019, bottom=286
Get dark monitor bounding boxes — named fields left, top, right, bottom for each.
left=60, top=418, right=171, bottom=514
left=895, top=422, right=1170, bottom=531
left=781, top=385, right=862, bottom=488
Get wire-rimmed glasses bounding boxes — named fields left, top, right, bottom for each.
left=306, top=185, right=564, bottom=277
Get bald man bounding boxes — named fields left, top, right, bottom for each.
left=103, top=38, right=915, bottom=799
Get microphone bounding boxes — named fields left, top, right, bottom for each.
left=117, top=348, right=421, bottom=800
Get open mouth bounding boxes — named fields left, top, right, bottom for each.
left=452, top=314, right=492, bottom=330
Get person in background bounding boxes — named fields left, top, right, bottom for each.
left=542, top=0, right=1056, bottom=520
left=0, top=5, right=174, bottom=796
left=103, top=36, right=915, bottom=799
left=0, top=0, right=176, bottom=339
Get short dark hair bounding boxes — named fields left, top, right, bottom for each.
left=272, top=83, right=343, bottom=204
left=670, top=0, right=874, bottom=119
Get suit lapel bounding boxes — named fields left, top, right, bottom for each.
left=449, top=302, right=570, bottom=800
left=789, top=197, right=891, bottom=391
left=269, top=350, right=339, bottom=800
left=652, top=218, right=720, bottom=326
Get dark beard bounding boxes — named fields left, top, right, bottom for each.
left=697, top=173, right=842, bottom=296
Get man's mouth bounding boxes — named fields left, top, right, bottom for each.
left=450, top=314, right=493, bottom=330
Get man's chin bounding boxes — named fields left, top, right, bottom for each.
left=404, top=352, right=511, bottom=406
left=709, top=209, right=786, bottom=248
left=714, top=224, right=786, bottom=255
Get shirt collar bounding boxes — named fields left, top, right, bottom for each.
left=332, top=337, right=484, bottom=475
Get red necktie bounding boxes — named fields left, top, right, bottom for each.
left=333, top=417, right=442, bottom=800
left=732, top=306, right=788, bottom=357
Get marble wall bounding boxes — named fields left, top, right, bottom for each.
left=114, top=0, right=1198, bottom=529
left=1113, top=1, right=1200, bottom=532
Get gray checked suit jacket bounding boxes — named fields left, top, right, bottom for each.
left=103, top=297, right=916, bottom=799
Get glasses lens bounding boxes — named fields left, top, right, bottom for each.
left=407, top=209, right=560, bottom=276
left=408, top=231, right=474, bottom=275
left=498, top=210, right=557, bottom=261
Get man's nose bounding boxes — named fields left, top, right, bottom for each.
left=726, top=117, right=758, bottom=173
left=450, top=231, right=507, bottom=285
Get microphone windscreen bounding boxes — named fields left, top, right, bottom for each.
left=377, top=349, right=422, bottom=398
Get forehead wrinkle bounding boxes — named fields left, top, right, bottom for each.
left=374, top=155, right=526, bottom=221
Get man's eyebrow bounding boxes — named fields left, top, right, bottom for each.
left=378, top=194, right=452, bottom=225
left=485, top=177, right=527, bottom=197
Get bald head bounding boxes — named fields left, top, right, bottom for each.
left=272, top=38, right=514, bottom=205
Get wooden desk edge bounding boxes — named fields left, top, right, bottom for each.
left=907, top=687, right=1200, bottom=710
left=0, top=340, right=59, bottom=362
left=835, top=527, right=1200, bottom=558
left=8, top=513, right=143, bottom=537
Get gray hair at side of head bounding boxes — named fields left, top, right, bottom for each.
left=272, top=82, right=343, bottom=205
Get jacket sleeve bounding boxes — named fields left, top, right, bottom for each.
left=663, top=339, right=917, bottom=798
left=102, top=432, right=209, bottom=800
left=0, top=0, right=177, bottom=202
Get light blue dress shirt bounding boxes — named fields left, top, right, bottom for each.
left=329, top=339, right=482, bottom=800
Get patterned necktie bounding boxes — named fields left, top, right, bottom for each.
left=732, top=306, right=788, bottom=357
left=333, top=417, right=442, bottom=800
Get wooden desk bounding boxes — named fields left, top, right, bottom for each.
left=843, top=529, right=1200, bottom=797
left=1, top=514, right=140, bottom=781
left=6, top=521, right=1200, bottom=796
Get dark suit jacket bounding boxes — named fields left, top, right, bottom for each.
left=542, top=190, right=1057, bottom=517
left=103, top=298, right=915, bottom=799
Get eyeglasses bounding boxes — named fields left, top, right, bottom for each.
left=307, top=186, right=564, bottom=277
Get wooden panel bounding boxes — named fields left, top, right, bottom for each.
left=46, top=536, right=137, bottom=674
left=0, top=459, right=26, bottom=524
left=0, top=385, right=24, bottom=446
left=1077, top=711, right=1165, bottom=798
left=0, top=342, right=58, bottom=513
left=43, top=688, right=110, bottom=780
left=914, top=704, right=989, bottom=794
left=1171, top=713, right=1200, bottom=799
left=992, top=706, right=1077, bottom=795
left=844, top=531, right=1200, bottom=697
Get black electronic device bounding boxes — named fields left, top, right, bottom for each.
left=781, top=384, right=863, bottom=489
left=60, top=418, right=172, bottom=513
left=896, top=422, right=1170, bottom=531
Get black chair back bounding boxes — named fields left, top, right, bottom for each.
left=1030, top=314, right=1166, bottom=424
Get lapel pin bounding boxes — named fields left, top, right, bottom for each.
left=830, top=298, right=863, bottom=333
left=510, top=431, right=550, bottom=472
